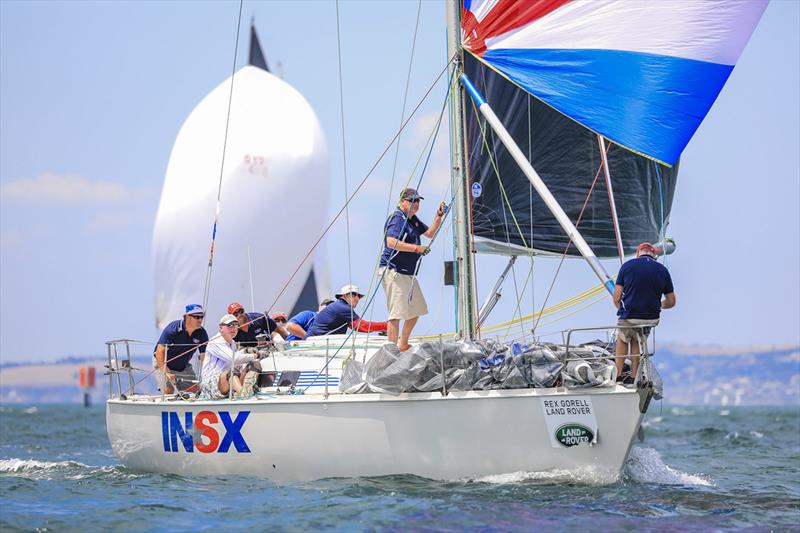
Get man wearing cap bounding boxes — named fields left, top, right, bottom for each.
left=153, top=303, right=209, bottom=394
left=284, top=299, right=335, bottom=341
left=614, top=243, right=677, bottom=384
left=306, top=286, right=387, bottom=337
left=200, top=314, right=259, bottom=399
left=227, top=302, right=290, bottom=347
left=379, top=188, right=445, bottom=350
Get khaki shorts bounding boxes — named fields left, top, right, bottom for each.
left=616, top=318, right=659, bottom=344
left=381, top=267, right=428, bottom=321
left=153, top=358, right=197, bottom=392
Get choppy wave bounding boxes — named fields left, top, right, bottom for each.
left=0, top=458, right=142, bottom=481
left=625, top=447, right=713, bottom=486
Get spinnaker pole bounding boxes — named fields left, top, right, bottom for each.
left=460, top=74, right=617, bottom=296
left=446, top=0, right=478, bottom=339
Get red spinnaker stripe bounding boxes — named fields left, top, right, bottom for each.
left=463, top=0, right=570, bottom=55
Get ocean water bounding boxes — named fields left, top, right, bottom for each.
left=0, top=405, right=798, bottom=532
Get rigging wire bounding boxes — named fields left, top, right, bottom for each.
left=334, top=0, right=354, bottom=325
left=654, top=161, right=668, bottom=267
left=530, top=142, right=610, bottom=337
left=201, top=0, right=245, bottom=316
left=383, top=0, right=424, bottom=223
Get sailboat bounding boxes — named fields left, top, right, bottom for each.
left=152, top=26, right=330, bottom=327
left=107, top=1, right=767, bottom=482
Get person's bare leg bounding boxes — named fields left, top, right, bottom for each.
left=615, top=338, right=629, bottom=377
left=629, top=337, right=641, bottom=379
left=399, top=317, right=419, bottom=349
left=387, top=319, right=400, bottom=345
left=218, top=372, right=231, bottom=396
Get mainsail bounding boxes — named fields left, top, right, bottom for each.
left=460, top=0, right=767, bottom=258
left=152, top=28, right=329, bottom=328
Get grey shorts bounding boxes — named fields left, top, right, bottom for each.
left=616, top=318, right=659, bottom=345
left=153, top=359, right=197, bottom=392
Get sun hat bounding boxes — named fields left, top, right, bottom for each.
left=219, top=314, right=239, bottom=326
left=636, top=242, right=659, bottom=258
left=227, top=302, right=245, bottom=314
left=399, top=187, right=424, bottom=202
left=335, top=284, right=365, bottom=299
left=185, top=303, right=204, bottom=315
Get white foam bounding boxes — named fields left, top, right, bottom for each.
left=471, top=466, right=618, bottom=486
left=23, top=406, right=38, bottom=414
left=0, top=458, right=87, bottom=474
left=625, top=447, right=713, bottom=486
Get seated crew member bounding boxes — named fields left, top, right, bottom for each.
left=306, top=285, right=387, bottom=337
left=153, top=303, right=209, bottom=394
left=285, top=298, right=334, bottom=341
left=200, top=314, right=259, bottom=399
left=613, top=242, right=677, bottom=384
left=227, top=302, right=290, bottom=347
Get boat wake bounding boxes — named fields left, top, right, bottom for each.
left=0, top=458, right=143, bottom=481
left=624, top=447, right=713, bottom=486
left=471, top=466, right=618, bottom=486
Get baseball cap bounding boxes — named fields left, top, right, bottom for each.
left=219, top=314, right=239, bottom=326
left=399, top=188, right=424, bottom=202
left=185, top=303, right=204, bottom=315
left=227, top=302, right=244, bottom=314
left=636, top=242, right=659, bottom=258
left=335, top=284, right=365, bottom=299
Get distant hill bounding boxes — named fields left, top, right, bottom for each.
left=0, top=345, right=797, bottom=405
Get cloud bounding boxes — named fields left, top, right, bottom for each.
left=0, top=173, right=131, bottom=205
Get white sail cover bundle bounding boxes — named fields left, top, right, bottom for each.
left=153, top=65, right=329, bottom=328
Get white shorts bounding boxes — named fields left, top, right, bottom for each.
left=381, top=267, right=428, bottom=321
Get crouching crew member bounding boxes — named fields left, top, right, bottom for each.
left=306, top=286, right=387, bottom=336
left=227, top=302, right=290, bottom=347
left=153, top=303, right=209, bottom=394
left=285, top=298, right=335, bottom=340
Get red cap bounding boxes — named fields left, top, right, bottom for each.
left=636, top=242, right=659, bottom=258
left=227, top=302, right=244, bottom=314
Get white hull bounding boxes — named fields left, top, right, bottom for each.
left=107, top=384, right=650, bottom=482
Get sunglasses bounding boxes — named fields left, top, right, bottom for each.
left=233, top=309, right=245, bottom=316
left=349, top=292, right=362, bottom=298
left=221, top=322, right=239, bottom=328
left=188, top=314, right=205, bottom=320
left=275, top=319, right=287, bottom=323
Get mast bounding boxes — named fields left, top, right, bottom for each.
left=446, top=0, right=477, bottom=340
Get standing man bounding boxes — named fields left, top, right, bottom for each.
left=613, top=243, right=676, bottom=383
left=153, top=303, right=209, bottom=394
left=379, top=188, right=445, bottom=351
left=307, top=285, right=387, bottom=337
left=227, top=302, right=291, bottom=347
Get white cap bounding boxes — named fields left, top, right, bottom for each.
left=219, top=313, right=239, bottom=326
left=335, top=284, right=364, bottom=299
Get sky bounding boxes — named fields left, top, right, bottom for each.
left=1, top=0, right=798, bottom=363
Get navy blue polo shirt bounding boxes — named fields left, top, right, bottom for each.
left=379, top=209, right=429, bottom=275
left=155, top=319, right=209, bottom=371
left=307, top=299, right=359, bottom=336
left=616, top=257, right=674, bottom=320
left=234, top=312, right=278, bottom=347
left=286, top=310, right=316, bottom=341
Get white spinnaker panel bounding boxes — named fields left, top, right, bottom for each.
left=153, top=65, right=329, bottom=328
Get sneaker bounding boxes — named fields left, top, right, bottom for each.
left=621, top=375, right=636, bottom=387
left=238, top=371, right=259, bottom=399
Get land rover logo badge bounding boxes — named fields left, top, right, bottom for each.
left=555, top=424, right=593, bottom=447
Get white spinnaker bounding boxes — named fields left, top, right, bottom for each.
left=153, top=65, right=329, bottom=328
